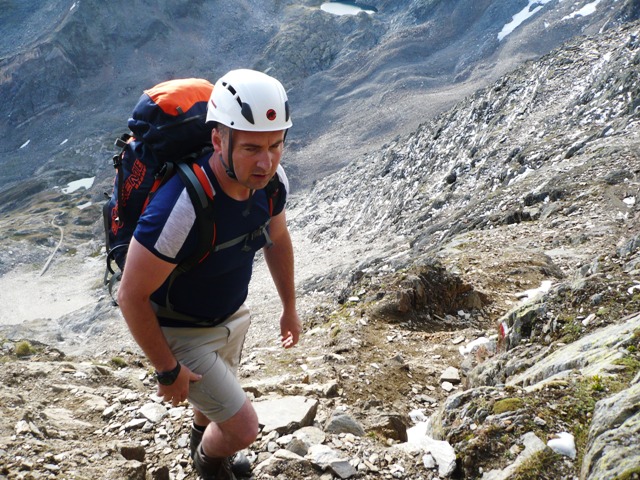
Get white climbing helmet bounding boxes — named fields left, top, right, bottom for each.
left=206, top=69, right=292, bottom=132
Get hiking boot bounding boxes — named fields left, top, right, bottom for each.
left=229, top=451, right=252, bottom=477
left=193, top=445, right=237, bottom=480
left=190, top=426, right=252, bottom=477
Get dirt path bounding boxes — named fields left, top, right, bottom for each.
left=0, top=255, right=102, bottom=326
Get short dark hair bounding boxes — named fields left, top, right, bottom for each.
left=215, top=123, right=230, bottom=139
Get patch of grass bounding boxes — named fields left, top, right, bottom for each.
left=15, top=341, right=36, bottom=357
left=511, top=449, right=564, bottom=480
left=615, top=466, right=640, bottom=480
left=613, top=356, right=640, bottom=375
left=590, top=374, right=605, bottom=392
left=493, top=397, right=525, bottom=415
left=110, top=357, right=127, bottom=369
left=559, top=320, right=582, bottom=343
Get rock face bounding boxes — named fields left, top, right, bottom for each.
left=1, top=8, right=640, bottom=480
left=581, top=376, right=640, bottom=480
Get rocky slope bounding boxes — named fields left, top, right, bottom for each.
left=1, top=11, right=640, bottom=480
left=1, top=0, right=637, bottom=195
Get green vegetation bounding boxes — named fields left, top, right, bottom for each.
left=511, top=449, right=564, bottom=479
left=557, top=313, right=582, bottom=343
left=615, top=466, right=640, bottom=480
left=590, top=374, right=605, bottom=392
left=493, top=397, right=525, bottom=415
left=15, top=341, right=36, bottom=357
left=613, top=356, right=640, bottom=375
left=110, top=357, right=127, bottom=369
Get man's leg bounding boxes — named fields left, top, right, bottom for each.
left=201, top=397, right=259, bottom=457
left=163, top=305, right=255, bottom=477
left=190, top=307, right=256, bottom=473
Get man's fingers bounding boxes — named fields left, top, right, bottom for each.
left=281, top=331, right=298, bottom=348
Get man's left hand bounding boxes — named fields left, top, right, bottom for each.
left=280, top=311, right=301, bottom=348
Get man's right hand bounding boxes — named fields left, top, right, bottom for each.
left=157, top=364, right=202, bottom=407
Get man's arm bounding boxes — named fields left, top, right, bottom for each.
left=263, top=210, right=301, bottom=348
left=118, top=237, right=200, bottom=404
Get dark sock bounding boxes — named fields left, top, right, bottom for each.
left=192, top=422, right=207, bottom=433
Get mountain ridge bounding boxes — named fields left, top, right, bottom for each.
left=2, top=0, right=637, bottom=193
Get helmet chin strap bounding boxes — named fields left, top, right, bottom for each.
left=220, top=128, right=236, bottom=179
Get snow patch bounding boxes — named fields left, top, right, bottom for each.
left=320, top=2, right=375, bottom=16
left=516, top=280, right=553, bottom=301
left=547, top=432, right=576, bottom=459
left=563, top=0, right=601, bottom=20
left=498, top=0, right=553, bottom=41
left=61, top=177, right=95, bottom=194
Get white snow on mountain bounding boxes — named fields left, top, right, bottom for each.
left=498, top=0, right=554, bottom=41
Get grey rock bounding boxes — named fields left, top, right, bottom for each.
left=252, top=395, right=318, bottom=434
left=440, top=366, right=461, bottom=384
left=441, top=381, right=455, bottom=392
left=123, top=418, right=147, bottom=432
left=138, top=402, right=167, bottom=423
left=293, top=426, right=326, bottom=447
left=107, top=459, right=146, bottom=480
left=151, top=466, right=171, bottom=480
left=274, top=448, right=304, bottom=460
left=102, top=403, right=120, bottom=419
left=367, top=413, right=410, bottom=442
left=581, top=380, right=640, bottom=480
left=81, top=394, right=109, bottom=413
left=306, top=444, right=357, bottom=479
left=507, top=313, right=640, bottom=390
left=324, top=411, right=365, bottom=436
left=285, top=437, right=309, bottom=456
left=255, top=449, right=315, bottom=478
left=42, top=407, right=93, bottom=431
left=119, top=444, right=145, bottom=462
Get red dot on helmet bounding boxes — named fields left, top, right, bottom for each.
left=266, top=109, right=277, bottom=121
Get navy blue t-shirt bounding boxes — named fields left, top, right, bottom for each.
left=133, top=155, right=288, bottom=326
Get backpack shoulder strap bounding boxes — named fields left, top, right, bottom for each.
left=163, top=161, right=216, bottom=312
left=174, top=162, right=216, bottom=273
left=264, top=172, right=282, bottom=216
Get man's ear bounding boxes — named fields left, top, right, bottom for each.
left=211, top=127, right=223, bottom=153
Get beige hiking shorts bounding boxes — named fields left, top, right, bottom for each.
left=161, top=304, right=251, bottom=423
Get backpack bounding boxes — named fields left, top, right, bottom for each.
left=102, top=78, right=282, bottom=307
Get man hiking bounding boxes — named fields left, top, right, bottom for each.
left=118, top=69, right=302, bottom=479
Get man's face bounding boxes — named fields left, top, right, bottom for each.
left=216, top=128, right=285, bottom=190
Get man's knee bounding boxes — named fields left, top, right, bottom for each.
left=223, top=401, right=259, bottom=448
left=233, top=417, right=259, bottom=448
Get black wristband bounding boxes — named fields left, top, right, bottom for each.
left=155, top=361, right=181, bottom=386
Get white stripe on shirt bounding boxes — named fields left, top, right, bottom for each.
left=154, top=188, right=196, bottom=259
